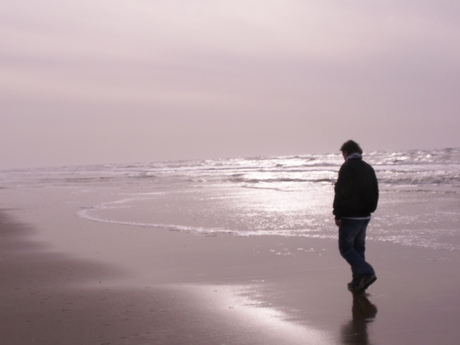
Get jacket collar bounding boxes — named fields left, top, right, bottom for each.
left=346, top=153, right=362, bottom=160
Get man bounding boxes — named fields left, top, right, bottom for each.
left=333, top=140, right=379, bottom=293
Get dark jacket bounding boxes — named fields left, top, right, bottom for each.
left=333, top=156, right=379, bottom=219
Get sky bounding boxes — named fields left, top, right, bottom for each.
left=2, top=0, right=460, bottom=168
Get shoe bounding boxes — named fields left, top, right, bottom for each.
left=347, top=278, right=359, bottom=290
left=355, top=275, right=377, bottom=292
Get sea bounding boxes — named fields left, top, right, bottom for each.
left=2, top=148, right=460, bottom=251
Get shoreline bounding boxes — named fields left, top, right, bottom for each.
left=1, top=186, right=460, bottom=344
left=0, top=210, right=338, bottom=344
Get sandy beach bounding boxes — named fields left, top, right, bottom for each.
left=1, top=181, right=460, bottom=345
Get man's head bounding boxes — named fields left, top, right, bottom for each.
left=340, top=140, right=363, bottom=158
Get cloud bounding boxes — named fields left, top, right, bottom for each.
left=1, top=0, right=459, bottom=167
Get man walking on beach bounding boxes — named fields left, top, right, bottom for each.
left=333, top=140, right=379, bottom=293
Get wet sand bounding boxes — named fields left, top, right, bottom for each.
left=1, top=186, right=460, bottom=344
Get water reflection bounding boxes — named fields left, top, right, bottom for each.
left=185, top=283, right=332, bottom=344
left=341, top=293, right=378, bottom=345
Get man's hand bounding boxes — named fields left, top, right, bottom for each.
left=335, top=219, right=342, bottom=227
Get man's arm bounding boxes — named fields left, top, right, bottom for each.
left=333, top=163, right=353, bottom=221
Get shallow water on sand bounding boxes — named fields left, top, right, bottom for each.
left=3, top=148, right=460, bottom=251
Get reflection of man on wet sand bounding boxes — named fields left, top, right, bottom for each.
left=341, top=294, right=378, bottom=345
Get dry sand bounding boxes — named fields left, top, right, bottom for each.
left=1, top=186, right=460, bottom=344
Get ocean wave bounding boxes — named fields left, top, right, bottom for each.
left=77, top=206, right=459, bottom=251
left=3, top=148, right=459, bottom=192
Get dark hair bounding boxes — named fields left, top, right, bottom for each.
left=340, top=140, right=363, bottom=154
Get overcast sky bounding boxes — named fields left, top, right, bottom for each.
left=2, top=0, right=459, bottom=168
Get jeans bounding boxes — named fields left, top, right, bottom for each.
left=338, top=218, right=375, bottom=285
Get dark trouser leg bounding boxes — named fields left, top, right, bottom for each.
left=338, top=218, right=375, bottom=285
